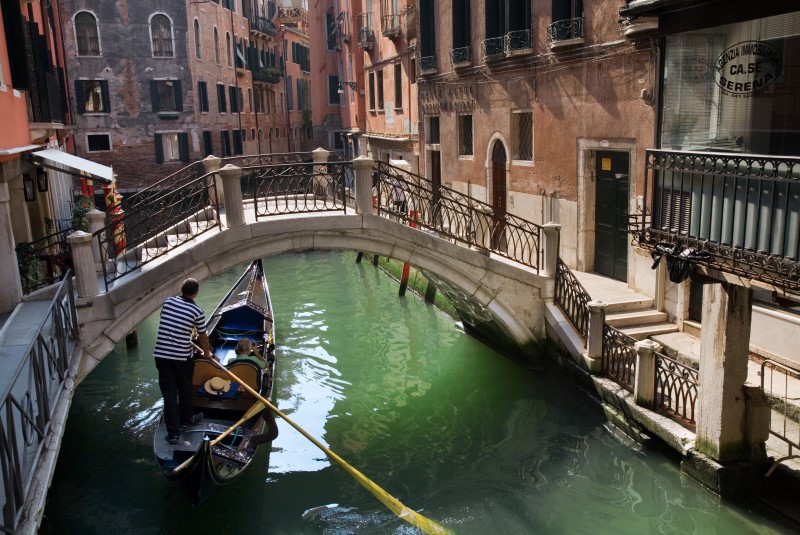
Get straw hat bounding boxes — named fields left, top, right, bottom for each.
left=205, top=376, right=231, bottom=395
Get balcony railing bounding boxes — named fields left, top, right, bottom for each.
left=356, top=12, right=374, bottom=49
left=481, top=36, right=505, bottom=62
left=252, top=66, right=283, bottom=84
left=336, top=11, right=351, bottom=44
left=450, top=46, right=472, bottom=68
left=381, top=13, right=401, bottom=37
left=419, top=55, right=436, bottom=75
left=278, top=6, right=307, bottom=26
left=505, top=29, right=532, bottom=55
left=547, top=17, right=585, bottom=48
left=632, top=149, right=800, bottom=294
left=250, top=16, right=277, bottom=36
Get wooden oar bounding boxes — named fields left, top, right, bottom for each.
left=192, top=344, right=450, bottom=535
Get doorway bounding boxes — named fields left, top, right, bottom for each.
left=594, top=150, right=629, bottom=281
left=490, top=141, right=507, bottom=251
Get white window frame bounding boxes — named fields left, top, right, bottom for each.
left=73, top=10, right=101, bottom=57
left=193, top=18, right=202, bottom=59
left=85, top=132, right=112, bottom=152
left=458, top=113, right=474, bottom=159
left=160, top=132, right=182, bottom=162
left=149, top=12, right=175, bottom=58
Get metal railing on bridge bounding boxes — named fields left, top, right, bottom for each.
left=374, top=162, right=543, bottom=271
left=0, top=274, right=78, bottom=533
left=761, top=360, right=800, bottom=474
left=15, top=227, right=74, bottom=295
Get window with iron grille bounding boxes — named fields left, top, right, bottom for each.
left=458, top=114, right=473, bottom=156
left=150, top=14, right=174, bottom=57
left=512, top=111, right=533, bottom=160
left=75, top=11, right=100, bottom=56
left=428, top=116, right=440, bottom=144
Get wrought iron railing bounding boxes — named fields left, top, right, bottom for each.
left=602, top=326, right=637, bottom=392
left=655, top=350, right=698, bottom=427
left=633, top=149, right=800, bottom=294
left=15, top=227, right=74, bottom=294
left=357, top=12, right=374, bottom=48
left=336, top=11, right=351, bottom=43
left=381, top=13, right=401, bottom=36
left=547, top=17, right=585, bottom=44
left=420, top=55, right=436, bottom=73
left=374, top=162, right=543, bottom=270
left=125, top=160, right=205, bottom=211
left=0, top=273, right=78, bottom=533
left=481, top=36, right=505, bottom=61
left=505, top=29, right=532, bottom=53
left=95, top=173, right=219, bottom=290
left=250, top=16, right=277, bottom=36
left=761, top=360, right=800, bottom=472
left=252, top=66, right=283, bottom=84
left=245, top=160, right=350, bottom=218
left=450, top=46, right=472, bottom=67
left=554, top=257, right=590, bottom=338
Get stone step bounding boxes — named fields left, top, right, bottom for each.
left=619, top=321, right=679, bottom=341
left=602, top=296, right=655, bottom=313
left=606, top=309, right=668, bottom=328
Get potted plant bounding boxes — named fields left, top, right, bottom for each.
left=71, top=195, right=93, bottom=232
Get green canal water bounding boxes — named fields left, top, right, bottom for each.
left=41, top=251, right=792, bottom=534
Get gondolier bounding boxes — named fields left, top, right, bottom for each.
left=154, top=278, right=212, bottom=445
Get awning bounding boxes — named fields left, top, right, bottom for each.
left=31, top=148, right=113, bottom=184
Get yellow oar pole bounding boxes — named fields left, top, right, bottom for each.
left=210, top=400, right=266, bottom=447
left=196, top=348, right=450, bottom=534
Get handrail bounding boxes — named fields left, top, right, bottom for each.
left=554, top=257, right=590, bottom=338
left=375, top=162, right=543, bottom=271
left=0, top=273, right=78, bottom=533
left=15, top=227, right=74, bottom=294
left=761, top=359, right=800, bottom=474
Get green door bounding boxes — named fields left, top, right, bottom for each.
left=595, top=151, right=629, bottom=281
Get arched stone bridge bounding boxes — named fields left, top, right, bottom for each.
left=73, top=153, right=559, bottom=382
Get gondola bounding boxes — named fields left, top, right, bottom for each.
left=153, top=259, right=278, bottom=505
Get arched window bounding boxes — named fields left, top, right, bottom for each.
left=193, top=19, right=202, bottom=59
left=226, top=32, right=232, bottom=66
left=214, top=27, right=220, bottom=63
left=75, top=11, right=100, bottom=56
left=150, top=13, right=174, bottom=57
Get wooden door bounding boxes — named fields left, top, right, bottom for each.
left=594, top=151, right=629, bottom=281
left=491, top=141, right=507, bottom=251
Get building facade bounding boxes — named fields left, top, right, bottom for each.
left=279, top=3, right=312, bottom=152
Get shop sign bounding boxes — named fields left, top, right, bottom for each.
left=715, top=40, right=782, bottom=98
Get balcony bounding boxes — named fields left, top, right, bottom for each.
left=250, top=16, right=277, bottom=37
left=278, top=6, right=307, bottom=26
left=381, top=13, right=401, bottom=38
left=631, top=149, right=800, bottom=296
left=252, top=66, right=283, bottom=84
left=356, top=13, right=374, bottom=49
left=419, top=55, right=436, bottom=75
left=450, top=46, right=472, bottom=69
left=547, top=17, right=585, bottom=50
left=505, top=29, right=532, bottom=57
left=337, top=11, right=351, bottom=44
left=481, top=36, right=505, bottom=63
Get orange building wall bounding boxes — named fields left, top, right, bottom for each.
left=0, top=7, right=34, bottom=153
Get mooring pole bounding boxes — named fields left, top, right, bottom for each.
left=372, top=255, right=379, bottom=266
left=399, top=263, right=411, bottom=296
left=424, top=280, right=437, bottom=304
left=356, top=252, right=364, bottom=263
left=126, top=330, right=139, bottom=348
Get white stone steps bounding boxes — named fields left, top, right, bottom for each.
left=620, top=322, right=679, bottom=341
left=606, top=309, right=668, bottom=328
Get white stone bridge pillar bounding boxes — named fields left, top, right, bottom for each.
left=219, top=164, right=244, bottom=228
left=354, top=155, right=374, bottom=215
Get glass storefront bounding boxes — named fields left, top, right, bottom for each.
left=660, top=12, right=800, bottom=156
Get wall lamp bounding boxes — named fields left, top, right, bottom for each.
left=36, top=167, right=48, bottom=192
left=337, top=81, right=357, bottom=93
left=23, top=173, right=35, bottom=202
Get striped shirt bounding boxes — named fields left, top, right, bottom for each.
left=153, top=296, right=207, bottom=361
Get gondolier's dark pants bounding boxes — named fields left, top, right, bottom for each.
left=155, top=357, right=195, bottom=437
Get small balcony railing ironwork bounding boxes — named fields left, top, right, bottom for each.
left=381, top=13, right=401, bottom=37
left=505, top=29, right=532, bottom=54
left=419, top=55, right=436, bottom=74
left=547, top=16, right=585, bottom=45
left=450, top=46, right=472, bottom=68
left=356, top=12, right=374, bottom=49
left=250, top=16, right=277, bottom=36
left=336, top=11, right=351, bottom=43
left=481, top=36, right=505, bottom=62
left=632, top=149, right=800, bottom=294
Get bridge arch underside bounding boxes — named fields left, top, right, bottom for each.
left=80, top=215, right=551, bottom=379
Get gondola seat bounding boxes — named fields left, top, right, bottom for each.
left=227, top=361, right=262, bottom=393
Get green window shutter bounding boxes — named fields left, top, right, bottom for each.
left=154, top=133, right=164, bottom=163
left=100, top=80, right=111, bottom=112
left=74, top=80, right=86, bottom=113
left=150, top=80, right=160, bottom=112
left=174, top=79, right=183, bottom=112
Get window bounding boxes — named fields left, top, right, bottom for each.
left=86, top=133, right=111, bottom=152
left=394, top=62, right=402, bottom=109
left=229, top=85, right=242, bottom=112
left=248, top=88, right=253, bottom=112
left=419, top=0, right=435, bottom=62
left=75, top=11, right=100, bottom=56
left=377, top=68, right=384, bottom=110
left=150, top=79, right=182, bottom=113
left=512, top=111, right=533, bottom=160
left=194, top=19, right=202, bottom=59
left=427, top=116, right=440, bottom=144
left=217, top=83, right=227, bottom=113
left=287, top=75, right=293, bottom=110
left=197, top=81, right=209, bottom=112
left=326, top=12, right=336, bottom=50
left=458, top=114, right=473, bottom=156
left=328, top=75, right=340, bottom=105
left=214, top=27, right=220, bottom=63
left=75, top=80, right=110, bottom=113
left=453, top=0, right=471, bottom=50
left=155, top=132, right=189, bottom=163
left=202, top=130, right=213, bottom=157
left=221, top=130, right=232, bottom=156
left=150, top=14, right=174, bottom=57
left=233, top=129, right=243, bottom=155
left=485, top=0, right=531, bottom=51
left=226, top=33, right=232, bottom=66
left=369, top=71, right=376, bottom=110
